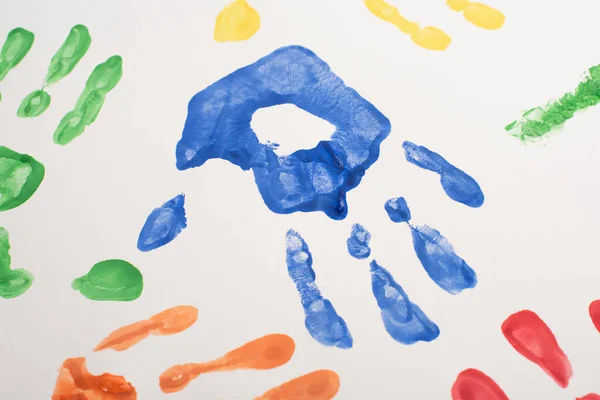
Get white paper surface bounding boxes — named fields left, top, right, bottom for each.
left=2, top=0, right=600, bottom=399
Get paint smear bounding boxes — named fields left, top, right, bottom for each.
left=0, top=27, right=34, bottom=102
left=589, top=300, right=600, bottom=334
left=51, top=357, right=137, bottom=400
left=286, top=230, right=353, bottom=349
left=502, top=310, right=573, bottom=388
left=0, top=146, right=45, bottom=212
left=0, top=227, right=34, bottom=299
left=364, top=0, right=451, bottom=51
left=137, top=194, right=187, bottom=252
left=255, top=369, right=340, bottom=400
left=72, top=259, right=143, bottom=301
left=384, top=197, right=477, bottom=294
left=95, top=305, right=198, bottom=352
left=370, top=260, right=439, bottom=344
left=176, top=45, right=391, bottom=220
left=384, top=197, right=411, bottom=223
left=506, top=64, right=600, bottom=142
left=447, top=0, right=505, bottom=30
left=451, top=368, right=509, bottom=400
left=403, top=141, right=484, bottom=208
left=54, top=55, right=123, bottom=145
left=159, top=333, right=295, bottom=393
left=578, top=395, right=600, bottom=400
left=347, top=223, right=371, bottom=259
left=214, top=0, right=260, bottom=42
left=18, top=24, right=91, bottom=118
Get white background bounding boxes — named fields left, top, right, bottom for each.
left=2, top=0, right=600, bottom=398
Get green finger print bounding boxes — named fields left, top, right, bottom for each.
left=18, top=24, right=91, bottom=118
left=72, top=259, right=143, bottom=301
left=54, top=55, right=122, bottom=145
left=0, top=146, right=45, bottom=212
left=0, top=227, right=34, bottom=299
left=0, top=28, right=35, bottom=102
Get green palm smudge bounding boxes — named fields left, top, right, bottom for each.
left=0, top=28, right=35, bottom=103
left=0, top=227, right=34, bottom=299
left=18, top=25, right=91, bottom=118
left=72, top=259, right=143, bottom=301
left=507, top=64, right=600, bottom=142
left=0, top=146, right=45, bottom=212
left=54, top=55, right=122, bottom=145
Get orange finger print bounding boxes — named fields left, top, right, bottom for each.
left=159, top=333, right=295, bottom=393
left=255, top=370, right=340, bottom=400
left=51, top=357, right=137, bottom=400
left=94, top=305, right=198, bottom=352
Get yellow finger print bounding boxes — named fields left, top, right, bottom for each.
left=364, top=0, right=452, bottom=51
left=214, top=0, right=261, bottom=43
left=447, top=0, right=505, bottom=30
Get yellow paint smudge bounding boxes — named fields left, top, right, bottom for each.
left=214, top=0, right=261, bottom=42
left=364, top=0, right=451, bottom=51
left=447, top=0, right=505, bottom=30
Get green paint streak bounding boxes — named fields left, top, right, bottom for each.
left=0, top=28, right=35, bottom=102
left=54, top=55, right=123, bottom=145
left=507, top=64, right=600, bottom=142
left=0, top=227, right=34, bottom=299
left=72, top=259, right=143, bottom=301
left=18, top=25, right=91, bottom=118
left=0, top=146, right=45, bottom=212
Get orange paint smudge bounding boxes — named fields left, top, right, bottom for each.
left=159, top=333, right=295, bottom=393
left=94, top=305, right=198, bottom=352
left=51, top=357, right=137, bottom=400
left=255, top=370, right=340, bottom=400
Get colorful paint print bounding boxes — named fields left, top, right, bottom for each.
left=589, top=300, right=600, bottom=334
left=451, top=369, right=509, bottom=400
left=54, top=55, right=123, bottom=145
left=346, top=223, right=372, bottom=259
left=95, top=305, right=198, bottom=352
left=446, top=0, right=505, bottom=30
left=402, top=141, right=484, bottom=208
left=72, top=259, right=143, bottom=301
left=578, top=395, right=600, bottom=400
left=384, top=197, right=411, bottom=223
left=138, top=194, right=187, bottom=252
left=0, top=227, right=34, bottom=299
left=18, top=24, right=91, bottom=118
left=214, top=0, right=260, bottom=42
left=0, top=146, right=45, bottom=212
left=51, top=357, right=137, bottom=400
left=506, top=64, right=600, bottom=142
left=159, top=333, right=295, bottom=393
left=501, top=310, right=573, bottom=388
left=364, top=0, right=451, bottom=51
left=370, top=260, right=439, bottom=344
left=176, top=45, right=390, bottom=220
left=256, top=370, right=340, bottom=400
left=384, top=197, right=477, bottom=294
left=0, top=27, right=34, bottom=102
left=286, top=230, right=353, bottom=349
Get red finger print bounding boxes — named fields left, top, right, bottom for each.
left=451, top=368, right=509, bottom=400
left=589, top=300, right=600, bottom=334
left=501, top=310, right=572, bottom=388
left=577, top=394, right=600, bottom=400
